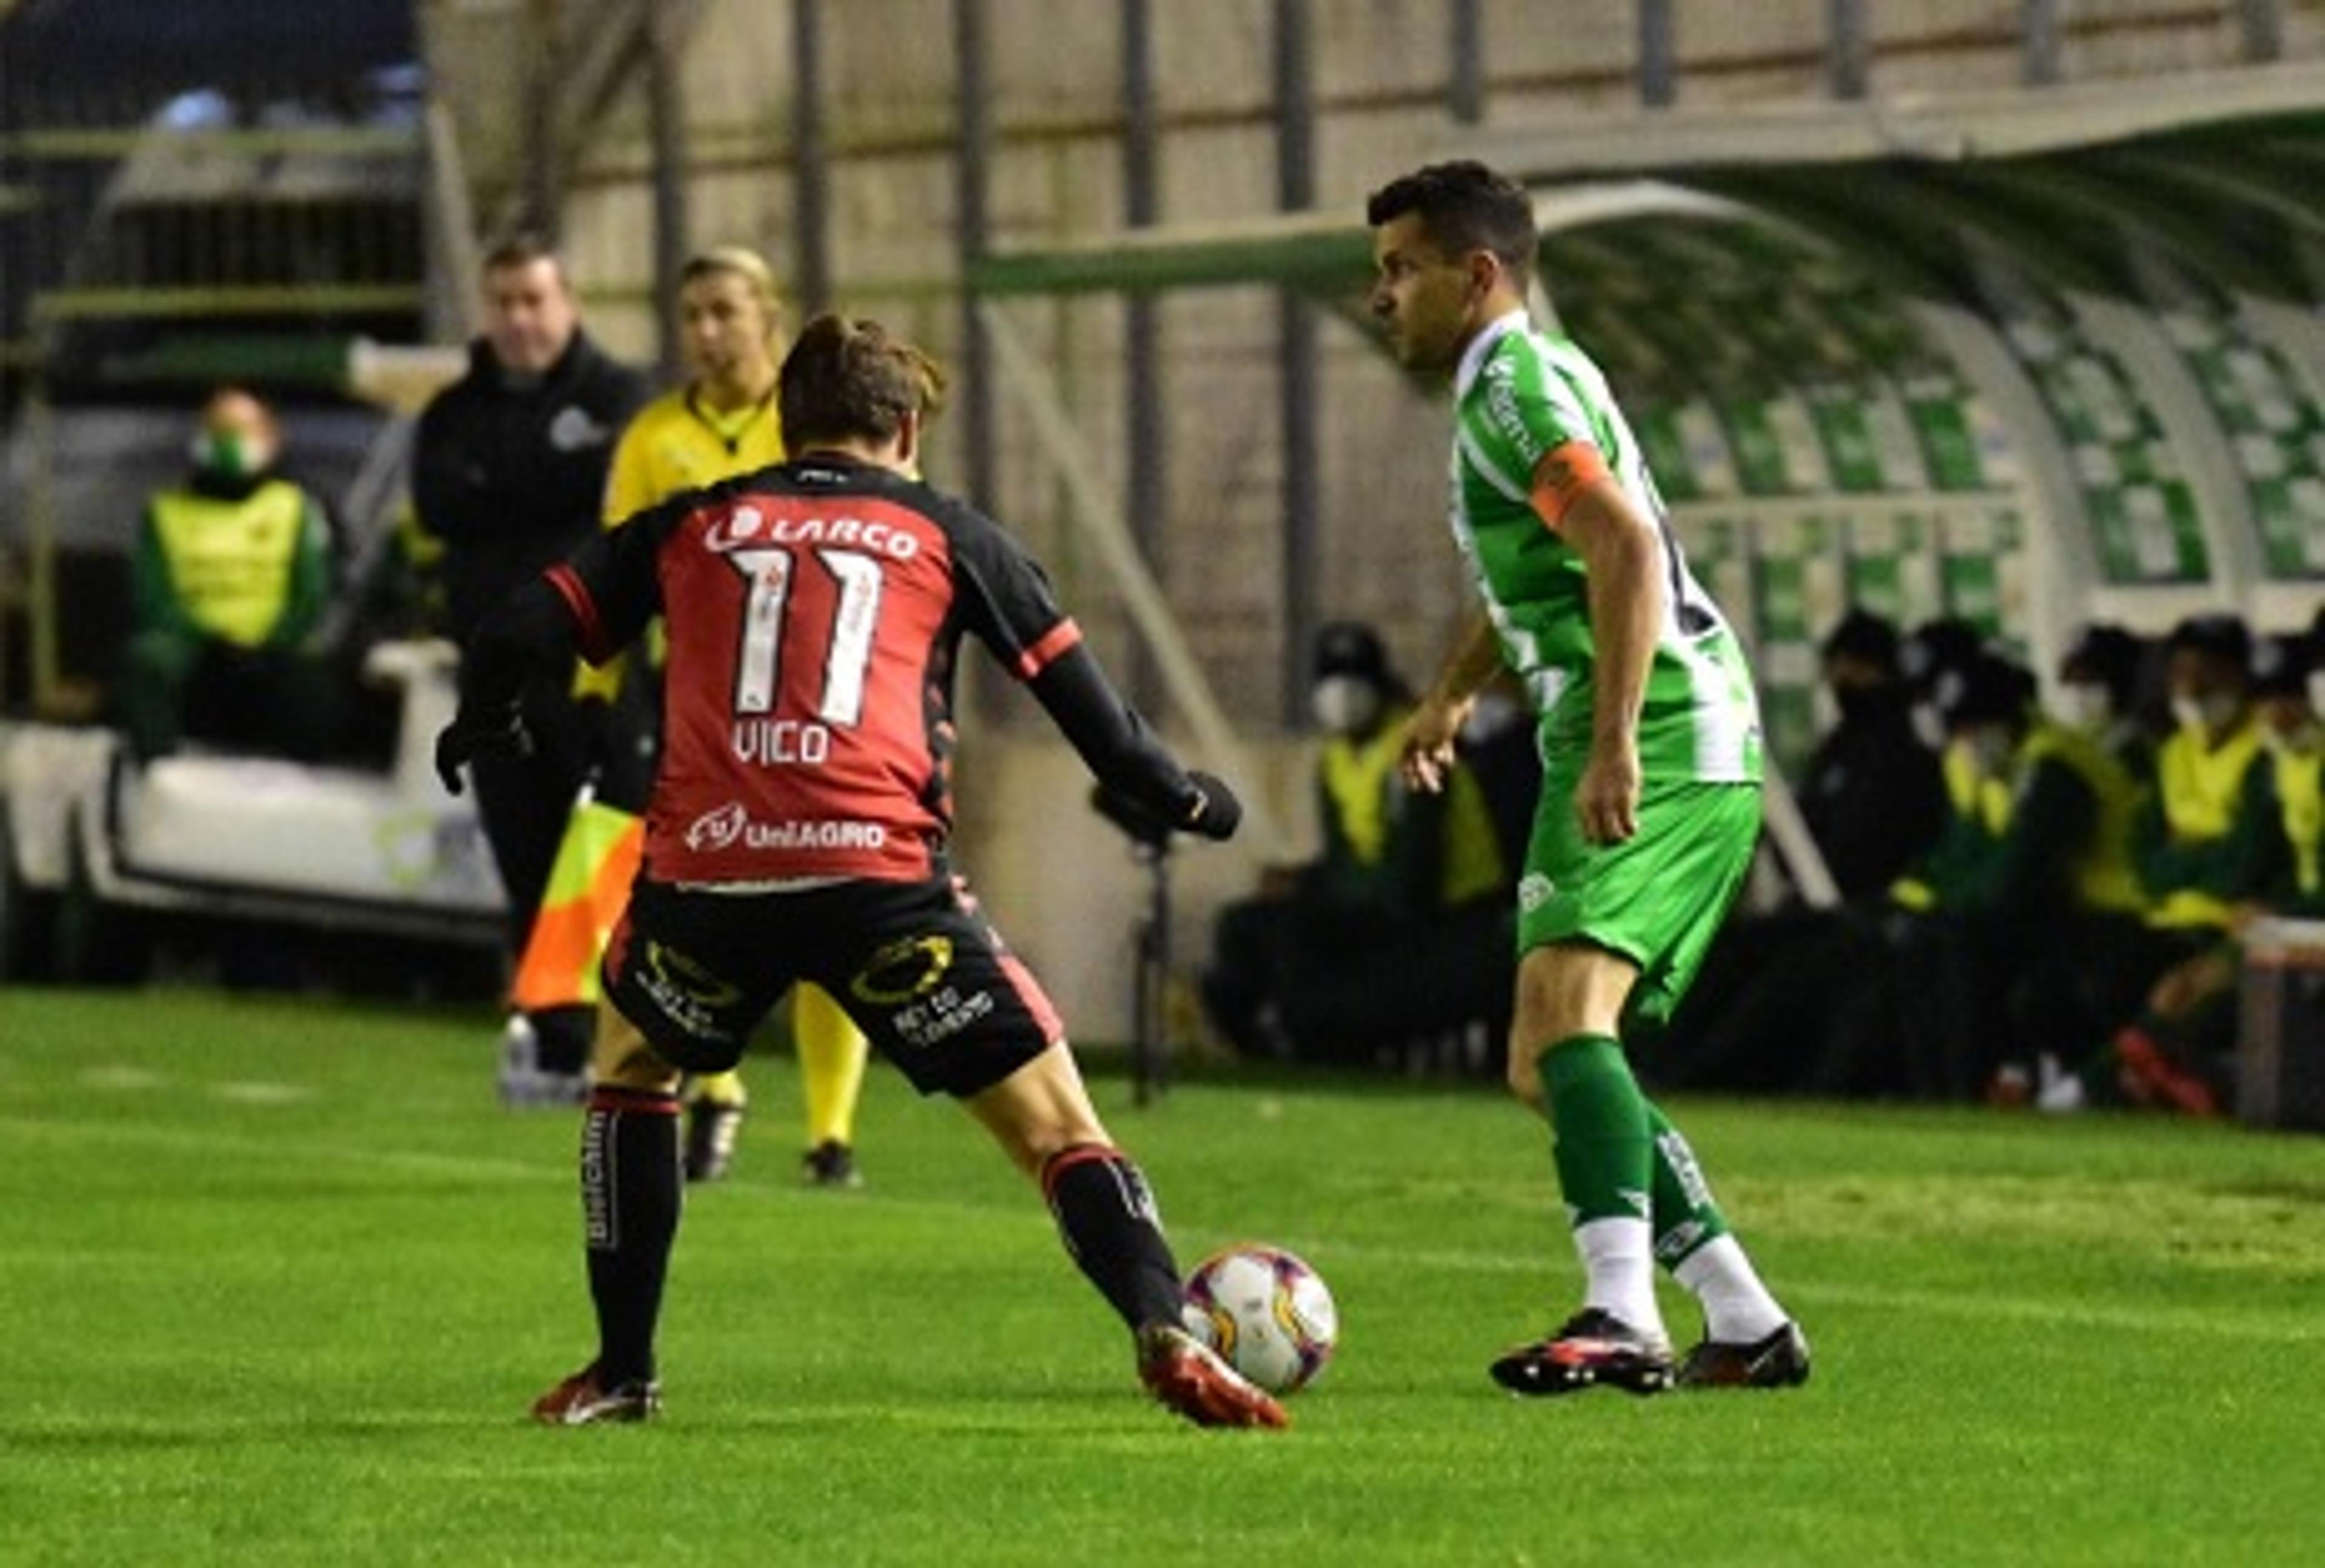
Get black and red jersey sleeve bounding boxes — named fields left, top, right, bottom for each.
left=941, top=498, right=1202, bottom=831
left=544, top=498, right=681, bottom=665
left=943, top=501, right=1084, bottom=682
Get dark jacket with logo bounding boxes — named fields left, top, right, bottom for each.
left=412, top=329, right=652, bottom=638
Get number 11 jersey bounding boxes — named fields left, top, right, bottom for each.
left=547, top=455, right=1083, bottom=886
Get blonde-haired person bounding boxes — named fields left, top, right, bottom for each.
left=595, top=246, right=874, bottom=1187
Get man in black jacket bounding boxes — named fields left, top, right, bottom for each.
left=413, top=236, right=652, bottom=1099
left=1799, top=608, right=1948, bottom=901
left=1655, top=608, right=1946, bottom=1096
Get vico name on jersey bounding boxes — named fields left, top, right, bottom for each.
left=732, top=717, right=833, bottom=765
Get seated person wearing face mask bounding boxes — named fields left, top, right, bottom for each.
left=2257, top=624, right=2325, bottom=915
left=1932, top=653, right=2146, bottom=921
left=1888, top=651, right=2152, bottom=1103
left=2134, top=614, right=2287, bottom=936
left=117, top=386, right=341, bottom=763
left=2054, top=622, right=2156, bottom=786
left=1649, top=610, right=1947, bottom=1099
left=2042, top=614, right=2295, bottom=1116
left=2125, top=630, right=2325, bottom=1115
left=1201, top=621, right=1510, bottom=1066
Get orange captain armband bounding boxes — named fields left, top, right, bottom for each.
left=1528, top=441, right=1613, bottom=533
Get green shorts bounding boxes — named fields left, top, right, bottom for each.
left=1515, top=776, right=1760, bottom=1030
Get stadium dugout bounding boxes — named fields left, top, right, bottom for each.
left=965, top=61, right=2325, bottom=914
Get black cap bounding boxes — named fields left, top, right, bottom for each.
left=1936, top=651, right=2034, bottom=730
left=2166, top=612, right=2252, bottom=672
left=1821, top=608, right=1901, bottom=672
left=1900, top=617, right=1985, bottom=695
left=2251, top=631, right=2312, bottom=697
left=2060, top=623, right=2144, bottom=705
left=1313, top=621, right=1394, bottom=688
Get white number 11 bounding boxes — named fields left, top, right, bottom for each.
left=724, top=545, right=886, bottom=726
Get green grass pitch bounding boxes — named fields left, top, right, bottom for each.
left=3, top=987, right=2321, bottom=1566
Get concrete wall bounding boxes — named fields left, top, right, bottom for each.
left=952, top=724, right=1319, bottom=1043
left=440, top=0, right=2320, bottom=728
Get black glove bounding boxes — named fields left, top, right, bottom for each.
left=1181, top=769, right=1242, bottom=842
left=434, top=707, right=531, bottom=795
left=1091, top=783, right=1173, bottom=850
left=573, top=694, right=619, bottom=778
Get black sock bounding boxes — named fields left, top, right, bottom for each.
left=581, top=1087, right=682, bottom=1386
left=531, top=1004, right=595, bottom=1076
left=1041, top=1145, right=1184, bottom=1332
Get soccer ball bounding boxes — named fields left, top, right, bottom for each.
left=1181, top=1244, right=1338, bottom=1395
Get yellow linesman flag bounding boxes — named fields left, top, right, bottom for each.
left=512, top=791, right=645, bottom=1013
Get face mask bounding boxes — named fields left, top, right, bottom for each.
left=1311, top=675, right=1382, bottom=737
left=2261, top=722, right=2317, bottom=758
left=1460, top=689, right=1520, bottom=742
left=1911, top=701, right=1945, bottom=751
left=2171, top=692, right=2238, bottom=734
left=2055, top=682, right=2114, bottom=730
left=1968, top=728, right=2016, bottom=776
left=1832, top=684, right=1901, bottom=726
left=1810, top=685, right=1839, bottom=736
left=190, top=430, right=263, bottom=478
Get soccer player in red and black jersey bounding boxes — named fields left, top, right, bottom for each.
left=435, top=314, right=1284, bottom=1430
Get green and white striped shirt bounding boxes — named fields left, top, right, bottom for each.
left=1449, top=310, right=1761, bottom=785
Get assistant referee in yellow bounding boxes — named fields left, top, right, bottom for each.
left=591, top=246, right=871, bottom=1186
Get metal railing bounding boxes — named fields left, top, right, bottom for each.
left=1628, top=1, right=2296, bottom=108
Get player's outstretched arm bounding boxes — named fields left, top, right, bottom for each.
left=434, top=577, right=579, bottom=795
left=1027, top=644, right=1239, bottom=841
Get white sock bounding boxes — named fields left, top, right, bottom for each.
left=2037, top=1055, right=2088, bottom=1115
left=1573, top=1217, right=1664, bottom=1341
left=1672, top=1234, right=1787, bottom=1344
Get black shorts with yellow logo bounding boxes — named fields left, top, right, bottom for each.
left=602, top=873, right=1065, bottom=1096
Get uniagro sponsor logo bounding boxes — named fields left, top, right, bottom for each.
left=685, top=802, right=748, bottom=852
left=683, top=802, right=888, bottom=855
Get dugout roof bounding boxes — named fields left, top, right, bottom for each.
left=971, top=64, right=2325, bottom=771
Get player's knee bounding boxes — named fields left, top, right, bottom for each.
left=1513, top=942, right=1632, bottom=1046
left=1514, top=972, right=1581, bottom=1044
left=961, top=1039, right=1113, bottom=1176
left=1036, top=1110, right=1110, bottom=1161
left=1504, top=1033, right=1548, bottom=1110
left=991, top=1111, right=1105, bottom=1178
left=981, top=1101, right=1112, bottom=1179
left=594, top=1044, right=683, bottom=1094
left=590, top=1005, right=686, bottom=1093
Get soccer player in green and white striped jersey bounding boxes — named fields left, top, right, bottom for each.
left=1366, top=161, right=1807, bottom=1395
